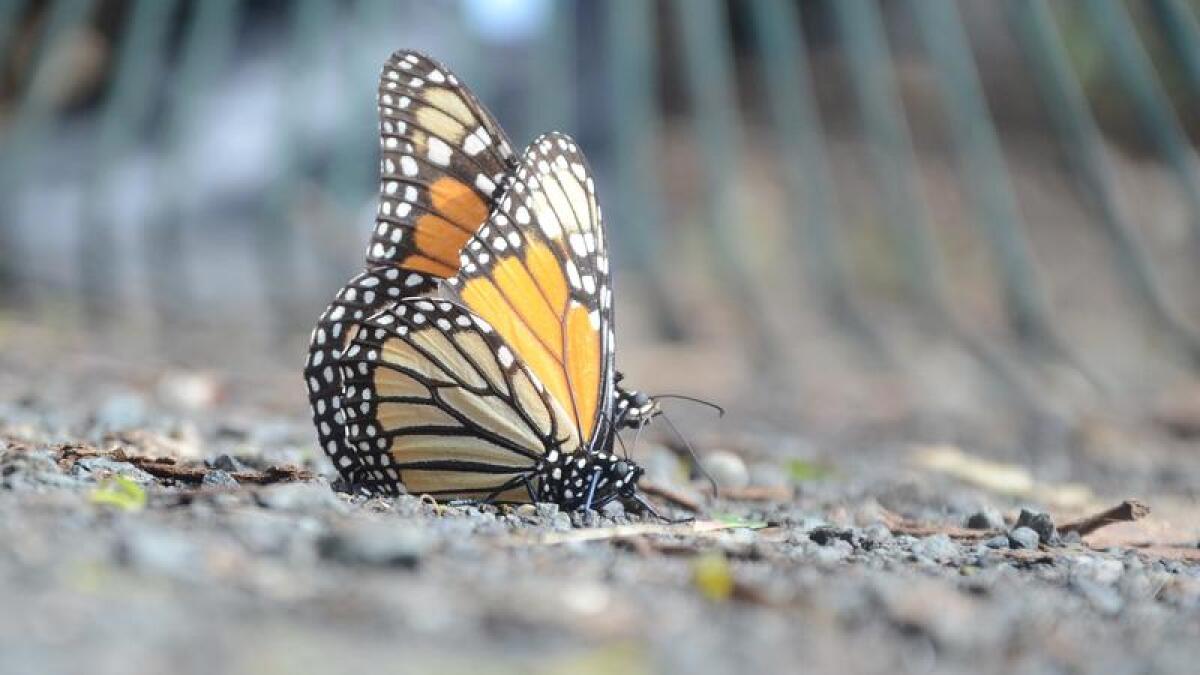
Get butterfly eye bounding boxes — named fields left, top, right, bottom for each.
left=633, top=392, right=650, bottom=407
left=614, top=460, right=629, bottom=476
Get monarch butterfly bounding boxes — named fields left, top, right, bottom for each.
left=305, top=51, right=660, bottom=504
left=337, top=131, right=658, bottom=509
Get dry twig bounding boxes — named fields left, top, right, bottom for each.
left=1059, top=499, right=1150, bottom=537
left=716, top=485, right=794, bottom=502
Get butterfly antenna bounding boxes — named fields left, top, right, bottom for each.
left=630, top=419, right=646, bottom=458
left=659, top=411, right=720, bottom=499
left=651, top=393, right=725, bottom=417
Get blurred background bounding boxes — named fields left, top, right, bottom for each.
left=1, top=0, right=1199, bottom=470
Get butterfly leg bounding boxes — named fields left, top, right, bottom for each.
left=630, top=492, right=694, bottom=524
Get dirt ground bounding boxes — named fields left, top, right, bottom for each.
left=1, top=329, right=1198, bottom=675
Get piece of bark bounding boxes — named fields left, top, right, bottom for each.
left=56, top=443, right=314, bottom=485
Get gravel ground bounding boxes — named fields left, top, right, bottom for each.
left=2, top=356, right=1200, bottom=675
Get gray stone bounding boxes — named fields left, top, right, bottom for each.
left=702, top=450, right=749, bottom=490
left=256, top=482, right=341, bottom=512
left=964, top=509, right=1005, bottom=530
left=72, top=457, right=156, bottom=485
left=117, top=526, right=203, bottom=578
left=201, top=469, right=239, bottom=488
left=913, top=534, right=960, bottom=562
left=1008, top=527, right=1040, bottom=550
left=1015, top=509, right=1057, bottom=544
left=813, top=539, right=853, bottom=565
left=208, top=454, right=247, bottom=472
left=862, top=523, right=893, bottom=544
left=1072, top=578, right=1123, bottom=615
left=318, top=523, right=428, bottom=568
left=984, top=535, right=1010, bottom=549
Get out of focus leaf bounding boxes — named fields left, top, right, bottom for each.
left=786, top=459, right=833, bottom=482
left=911, top=444, right=1093, bottom=509
left=89, top=475, right=146, bottom=511
left=692, top=551, right=734, bottom=601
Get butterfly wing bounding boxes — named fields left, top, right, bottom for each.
left=337, top=297, right=578, bottom=499
left=449, top=132, right=617, bottom=451
left=309, top=50, right=516, bottom=489
left=306, top=268, right=422, bottom=492
left=368, top=49, right=517, bottom=288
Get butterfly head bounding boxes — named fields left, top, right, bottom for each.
left=615, top=387, right=661, bottom=430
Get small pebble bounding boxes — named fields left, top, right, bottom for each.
left=913, top=534, right=959, bottom=562
left=964, top=509, right=1005, bottom=530
left=72, top=457, right=156, bottom=485
left=117, top=526, right=203, bottom=578
left=1089, top=559, right=1125, bottom=586
left=1073, top=578, right=1123, bottom=615
left=862, top=523, right=893, bottom=544
left=1008, top=527, right=1040, bottom=550
left=601, top=500, right=625, bottom=518
left=702, top=450, right=749, bottom=490
left=318, top=524, right=428, bottom=568
left=208, top=454, right=247, bottom=472
left=1015, top=509, right=1057, bottom=544
left=813, top=539, right=853, bottom=565
left=810, top=527, right=855, bottom=547
left=201, top=470, right=239, bottom=488
left=984, top=535, right=1010, bottom=549
left=257, top=483, right=342, bottom=512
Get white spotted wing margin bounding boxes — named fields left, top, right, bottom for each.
left=337, top=297, right=579, bottom=502
left=305, top=267, right=418, bottom=494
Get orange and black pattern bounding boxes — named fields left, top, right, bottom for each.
left=448, top=132, right=617, bottom=450
left=368, top=50, right=516, bottom=287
